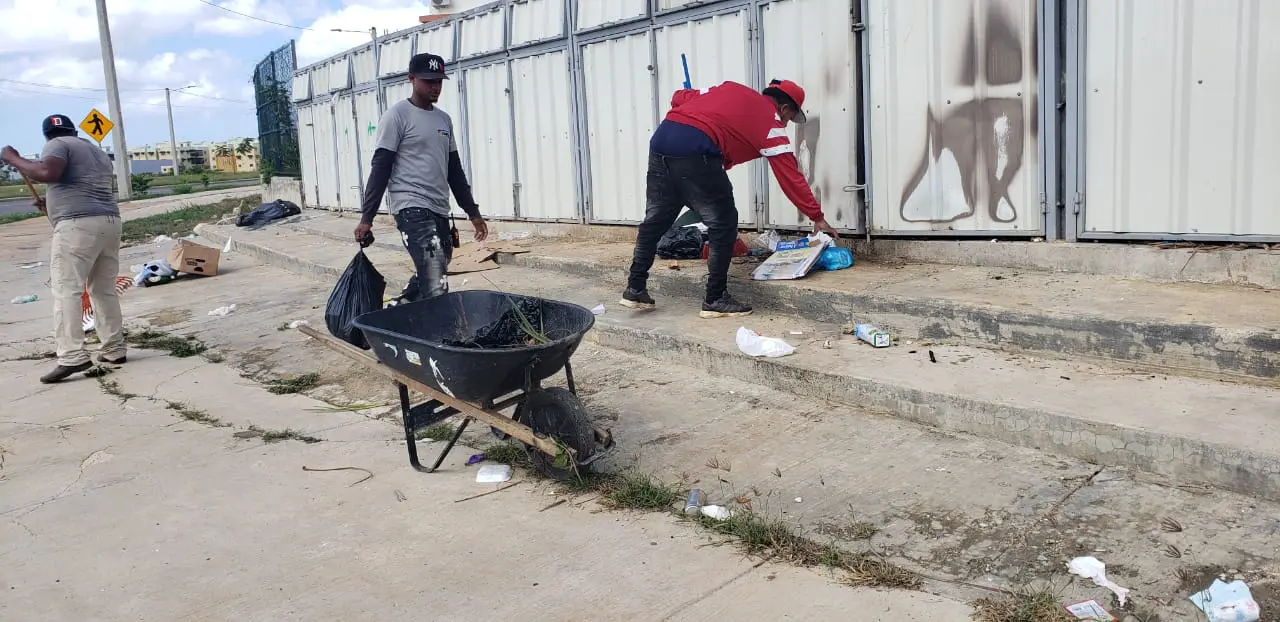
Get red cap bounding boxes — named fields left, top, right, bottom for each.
left=766, top=79, right=807, bottom=124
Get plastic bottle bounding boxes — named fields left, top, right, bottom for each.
left=10, top=295, right=38, bottom=304
left=683, top=489, right=705, bottom=516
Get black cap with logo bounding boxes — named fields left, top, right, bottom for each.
left=42, top=114, right=76, bottom=136
left=409, top=53, right=449, bottom=80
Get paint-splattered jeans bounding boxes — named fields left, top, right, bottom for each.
left=627, top=153, right=739, bottom=303
left=394, top=207, right=454, bottom=302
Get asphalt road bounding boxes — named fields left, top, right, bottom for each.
left=0, top=179, right=259, bottom=216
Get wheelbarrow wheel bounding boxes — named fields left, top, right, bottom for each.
left=520, top=387, right=598, bottom=481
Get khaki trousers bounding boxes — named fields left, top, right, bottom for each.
left=50, top=215, right=125, bottom=366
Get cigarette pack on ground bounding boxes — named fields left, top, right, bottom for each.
left=167, top=239, right=221, bottom=276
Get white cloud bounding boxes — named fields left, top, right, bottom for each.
left=295, top=2, right=433, bottom=66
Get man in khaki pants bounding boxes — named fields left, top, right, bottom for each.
left=2, top=114, right=126, bottom=383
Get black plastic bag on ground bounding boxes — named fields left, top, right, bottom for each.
left=325, top=250, right=386, bottom=350
left=656, top=224, right=704, bottom=259
left=236, top=199, right=302, bottom=229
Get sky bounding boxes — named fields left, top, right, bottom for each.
left=0, top=0, right=439, bottom=156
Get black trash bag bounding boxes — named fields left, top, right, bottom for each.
left=325, top=250, right=386, bottom=349
left=656, top=224, right=704, bottom=259
left=236, top=199, right=302, bottom=229
left=444, top=298, right=545, bottom=349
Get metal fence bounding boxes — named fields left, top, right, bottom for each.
left=253, top=41, right=302, bottom=178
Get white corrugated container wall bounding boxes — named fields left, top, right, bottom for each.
left=296, top=105, right=320, bottom=206
left=353, top=89, right=381, bottom=195
left=311, top=62, right=332, bottom=95
left=333, top=94, right=364, bottom=210
left=378, top=34, right=416, bottom=77
left=459, top=8, right=506, bottom=58
left=463, top=63, right=517, bottom=219
left=290, top=73, right=311, bottom=102
left=581, top=32, right=655, bottom=222
left=511, top=51, right=577, bottom=220
left=350, top=47, right=376, bottom=84
left=760, top=0, right=862, bottom=231
left=576, top=0, right=647, bottom=31
left=416, top=23, right=456, bottom=61
left=329, top=56, right=353, bottom=92
left=1079, top=0, right=1280, bottom=238
left=655, top=0, right=700, bottom=13
left=654, top=10, right=755, bottom=225
left=311, top=101, right=340, bottom=208
left=510, top=0, right=565, bottom=47
left=867, top=0, right=1040, bottom=234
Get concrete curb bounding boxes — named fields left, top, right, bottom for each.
left=193, top=223, right=1280, bottom=502
left=500, top=253, right=1280, bottom=387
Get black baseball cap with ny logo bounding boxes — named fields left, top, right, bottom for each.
left=409, top=53, right=449, bottom=80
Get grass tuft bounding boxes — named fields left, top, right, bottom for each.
left=11, top=351, right=56, bottom=361
left=482, top=442, right=532, bottom=467
left=970, top=586, right=1073, bottom=622
left=97, top=377, right=138, bottom=401
left=264, top=373, right=321, bottom=395
left=120, top=196, right=257, bottom=243
left=248, top=425, right=322, bottom=444
left=597, top=472, right=682, bottom=511
left=166, top=400, right=226, bottom=427
left=415, top=424, right=457, bottom=442
left=0, top=212, right=43, bottom=225
left=126, top=329, right=208, bottom=358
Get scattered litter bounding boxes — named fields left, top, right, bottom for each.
left=700, top=505, right=731, bottom=520
left=1067, top=556, right=1130, bottom=607
left=10, top=294, right=38, bottom=304
left=222, top=235, right=233, bottom=253
left=683, top=489, right=705, bottom=516
left=590, top=304, right=606, bottom=315
left=854, top=323, right=892, bottom=348
left=498, top=230, right=532, bottom=241
left=133, top=259, right=177, bottom=287
left=794, top=497, right=803, bottom=503
left=208, top=304, right=237, bottom=317
left=301, top=465, right=374, bottom=487
left=466, top=453, right=486, bottom=466
left=656, top=223, right=703, bottom=259
left=153, top=235, right=173, bottom=243
left=815, top=247, right=854, bottom=271
left=168, top=240, right=221, bottom=276
left=455, top=481, right=520, bottom=503
left=759, top=230, right=782, bottom=252
left=287, top=320, right=309, bottom=329
left=1190, top=579, right=1260, bottom=622
left=928, top=350, right=938, bottom=363
left=476, top=464, right=513, bottom=483
left=751, top=233, right=834, bottom=281
left=18, top=261, right=42, bottom=270
left=394, top=489, right=407, bottom=502
left=684, top=222, right=709, bottom=234
left=736, top=327, right=796, bottom=358
left=1064, top=600, right=1114, bottom=621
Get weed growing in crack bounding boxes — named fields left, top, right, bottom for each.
left=264, top=373, right=321, bottom=395
left=11, top=351, right=55, bottom=362
left=97, top=377, right=138, bottom=401
left=970, top=585, right=1073, bottom=622
left=415, top=424, right=457, bottom=442
left=83, top=366, right=113, bottom=378
left=247, top=425, right=321, bottom=444
left=126, top=329, right=208, bottom=358
left=166, top=401, right=226, bottom=427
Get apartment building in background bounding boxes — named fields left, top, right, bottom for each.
left=126, top=138, right=259, bottom=174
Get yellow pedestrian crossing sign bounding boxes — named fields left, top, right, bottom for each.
left=80, top=109, right=114, bottom=143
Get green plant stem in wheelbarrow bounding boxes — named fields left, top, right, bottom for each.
left=445, top=295, right=552, bottom=348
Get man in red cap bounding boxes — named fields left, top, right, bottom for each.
left=622, top=79, right=837, bottom=318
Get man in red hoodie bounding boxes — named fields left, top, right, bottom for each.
left=621, top=79, right=837, bottom=318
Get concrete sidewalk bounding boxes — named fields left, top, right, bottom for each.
left=197, top=214, right=1280, bottom=502
left=0, top=226, right=974, bottom=621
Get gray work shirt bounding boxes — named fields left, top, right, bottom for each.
left=40, top=136, right=119, bottom=226
left=374, top=99, right=457, bottom=217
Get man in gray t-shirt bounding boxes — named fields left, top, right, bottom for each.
left=2, top=115, right=127, bottom=383
left=354, top=52, right=488, bottom=304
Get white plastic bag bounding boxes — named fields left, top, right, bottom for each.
left=476, top=464, right=513, bottom=483
left=1190, top=579, right=1261, bottom=622
left=736, top=327, right=796, bottom=358
left=1068, top=557, right=1130, bottom=607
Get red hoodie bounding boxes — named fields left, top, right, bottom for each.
left=663, top=81, right=824, bottom=222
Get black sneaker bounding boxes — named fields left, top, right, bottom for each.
left=97, top=354, right=127, bottom=365
left=700, top=293, right=753, bottom=319
left=39, top=361, right=94, bottom=384
left=619, top=288, right=656, bottom=310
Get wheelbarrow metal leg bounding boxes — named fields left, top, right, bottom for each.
left=564, top=360, right=577, bottom=395
left=398, top=383, right=429, bottom=472
left=428, top=416, right=472, bottom=472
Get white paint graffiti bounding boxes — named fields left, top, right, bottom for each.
left=428, top=357, right=455, bottom=398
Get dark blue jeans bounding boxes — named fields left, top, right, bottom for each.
left=627, top=153, right=739, bottom=303
left=394, top=207, right=453, bottom=302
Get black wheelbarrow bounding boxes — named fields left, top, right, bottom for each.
left=299, top=290, right=613, bottom=479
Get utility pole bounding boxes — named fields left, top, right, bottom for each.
left=165, top=88, right=180, bottom=177
left=94, top=0, right=131, bottom=201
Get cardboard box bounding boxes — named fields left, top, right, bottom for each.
left=167, top=240, right=221, bottom=276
